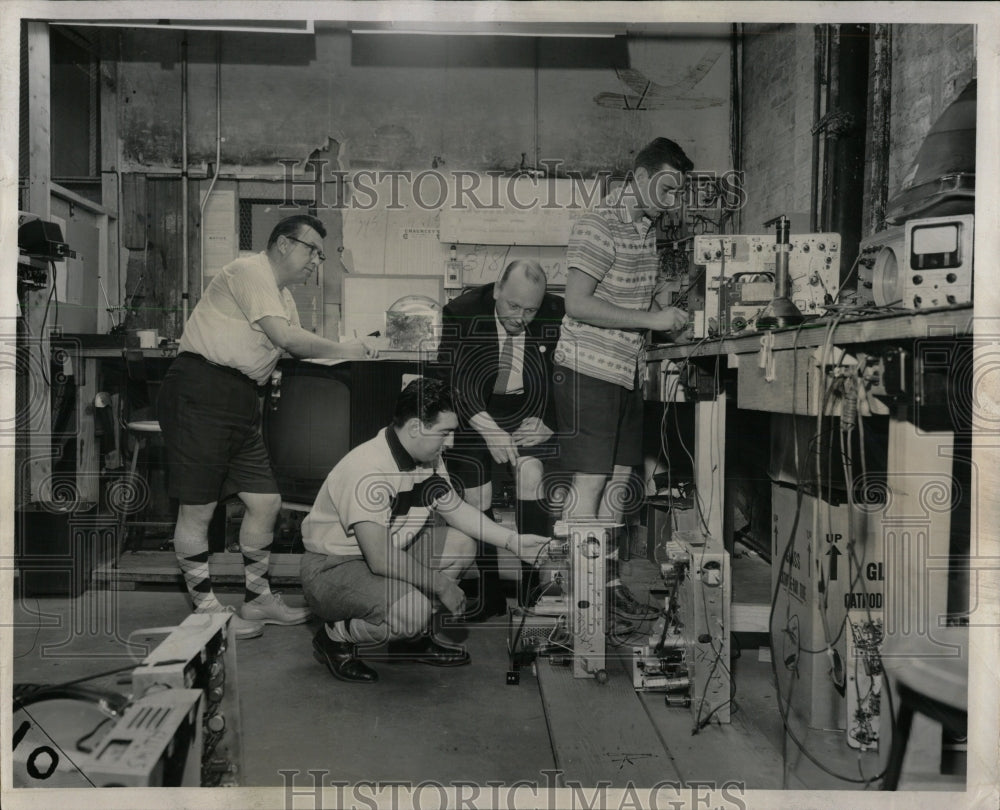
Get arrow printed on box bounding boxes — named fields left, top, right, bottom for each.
left=826, top=545, right=842, bottom=581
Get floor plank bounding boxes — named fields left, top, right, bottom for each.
left=93, top=551, right=305, bottom=588
left=535, top=652, right=682, bottom=787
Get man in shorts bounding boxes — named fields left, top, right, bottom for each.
left=158, top=214, right=374, bottom=639
left=552, top=137, right=691, bottom=616
left=300, top=377, right=550, bottom=683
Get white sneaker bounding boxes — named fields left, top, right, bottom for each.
left=240, top=592, right=311, bottom=626
left=194, top=603, right=264, bottom=640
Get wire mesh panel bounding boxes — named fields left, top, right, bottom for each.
left=19, top=23, right=28, bottom=183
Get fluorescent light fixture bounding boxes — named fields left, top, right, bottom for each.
left=60, top=20, right=315, bottom=34
left=351, top=23, right=621, bottom=38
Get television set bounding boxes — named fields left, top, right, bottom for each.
left=262, top=358, right=421, bottom=505
left=263, top=361, right=352, bottom=506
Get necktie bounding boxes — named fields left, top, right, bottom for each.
left=493, top=335, right=514, bottom=394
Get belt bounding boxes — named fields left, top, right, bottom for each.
left=177, top=351, right=260, bottom=388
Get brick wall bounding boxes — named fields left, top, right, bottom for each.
left=741, top=24, right=976, bottom=236
left=888, top=24, right=976, bottom=197
left=740, top=24, right=817, bottom=234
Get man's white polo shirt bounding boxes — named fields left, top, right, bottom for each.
left=301, top=426, right=453, bottom=558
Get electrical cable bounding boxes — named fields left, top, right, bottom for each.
left=768, top=316, right=888, bottom=784
left=38, top=260, right=57, bottom=388
left=75, top=716, right=117, bottom=754
left=13, top=598, right=44, bottom=661
left=12, top=703, right=99, bottom=787
left=672, top=401, right=711, bottom=535
left=692, top=347, right=730, bottom=733
left=507, top=540, right=555, bottom=666
left=829, top=251, right=863, bottom=307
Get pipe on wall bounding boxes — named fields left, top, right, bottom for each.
left=198, top=33, right=223, bottom=297
left=181, top=36, right=189, bottom=324
left=822, top=25, right=837, bottom=233
left=809, top=25, right=825, bottom=233
left=863, top=24, right=893, bottom=236
left=730, top=23, right=742, bottom=234
left=828, top=24, right=870, bottom=288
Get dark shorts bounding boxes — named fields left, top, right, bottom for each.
left=552, top=365, right=644, bottom=474
left=157, top=353, right=278, bottom=504
left=445, top=392, right=559, bottom=492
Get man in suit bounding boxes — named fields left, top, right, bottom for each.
left=437, top=259, right=564, bottom=615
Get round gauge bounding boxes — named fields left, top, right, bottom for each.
left=873, top=246, right=902, bottom=306
left=582, top=535, right=602, bottom=559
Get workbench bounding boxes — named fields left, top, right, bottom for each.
left=49, top=337, right=432, bottom=506
left=644, top=304, right=974, bottom=768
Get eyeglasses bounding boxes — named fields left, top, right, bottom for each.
left=285, top=235, right=326, bottom=263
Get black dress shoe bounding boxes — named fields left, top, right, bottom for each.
left=312, top=626, right=379, bottom=683
left=609, top=585, right=662, bottom=619
left=365, top=635, right=471, bottom=667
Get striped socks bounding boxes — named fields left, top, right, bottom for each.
left=173, top=534, right=222, bottom=612
left=240, top=527, right=273, bottom=604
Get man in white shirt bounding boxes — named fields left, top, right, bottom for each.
left=301, top=377, right=549, bottom=683
left=158, top=214, right=374, bottom=639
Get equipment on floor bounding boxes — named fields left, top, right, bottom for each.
left=12, top=684, right=130, bottom=788
left=632, top=532, right=732, bottom=725
left=131, top=611, right=244, bottom=786
left=74, top=688, right=205, bottom=787
left=771, top=483, right=880, bottom=734
left=12, top=612, right=244, bottom=789
left=566, top=520, right=611, bottom=681
left=506, top=520, right=623, bottom=684
left=846, top=610, right=883, bottom=751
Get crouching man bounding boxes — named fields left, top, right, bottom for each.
left=300, top=377, right=550, bottom=683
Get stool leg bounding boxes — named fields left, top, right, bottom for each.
left=129, top=437, right=141, bottom=477
left=883, top=687, right=915, bottom=790
left=115, top=439, right=143, bottom=567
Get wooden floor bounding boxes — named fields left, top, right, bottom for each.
left=93, top=549, right=306, bottom=589
left=12, top=550, right=965, bottom=797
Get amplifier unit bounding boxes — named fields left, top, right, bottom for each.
left=81, top=689, right=204, bottom=787
left=693, top=233, right=841, bottom=337
left=673, top=534, right=731, bottom=724
left=131, top=611, right=244, bottom=786
left=899, top=214, right=974, bottom=309
left=555, top=520, right=616, bottom=682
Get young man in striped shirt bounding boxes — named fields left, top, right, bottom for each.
left=552, top=137, right=692, bottom=617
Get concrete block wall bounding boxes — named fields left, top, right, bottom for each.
left=739, top=24, right=817, bottom=234
left=740, top=23, right=976, bottom=238
left=888, top=24, right=976, bottom=197
left=116, top=28, right=731, bottom=177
